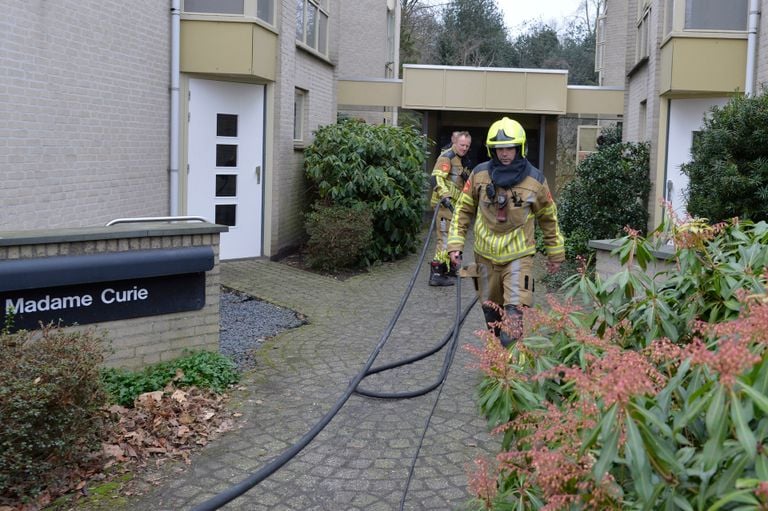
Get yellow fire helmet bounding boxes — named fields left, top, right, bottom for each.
left=486, top=117, right=526, bottom=157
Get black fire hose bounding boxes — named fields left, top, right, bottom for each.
left=190, top=203, right=476, bottom=511
left=353, top=291, right=476, bottom=399
left=398, top=253, right=468, bottom=510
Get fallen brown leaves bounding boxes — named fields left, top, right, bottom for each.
left=101, top=384, right=236, bottom=468
left=3, top=384, right=239, bottom=511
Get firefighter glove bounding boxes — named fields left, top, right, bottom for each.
left=440, top=197, right=454, bottom=212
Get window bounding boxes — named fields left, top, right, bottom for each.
left=386, top=6, right=396, bottom=78
left=256, top=0, right=274, bottom=25
left=685, top=0, right=747, bottom=30
left=665, top=0, right=674, bottom=35
left=184, top=0, right=244, bottom=15
left=635, top=7, right=651, bottom=64
left=296, top=0, right=329, bottom=55
left=294, top=89, right=306, bottom=143
left=595, top=14, right=606, bottom=74
left=639, top=100, right=647, bottom=141
left=182, top=0, right=274, bottom=25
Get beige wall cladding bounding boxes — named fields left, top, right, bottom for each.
left=0, top=0, right=170, bottom=231
left=484, top=74, right=527, bottom=110
left=526, top=74, right=568, bottom=112
left=402, top=66, right=568, bottom=113
left=337, top=80, right=403, bottom=107
left=0, top=223, right=225, bottom=369
left=180, top=20, right=277, bottom=79
left=445, top=70, right=485, bottom=109
left=660, top=37, right=747, bottom=94
left=402, top=67, right=445, bottom=107
left=566, top=87, right=624, bottom=115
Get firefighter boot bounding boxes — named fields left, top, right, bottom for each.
left=481, top=304, right=501, bottom=338
left=429, top=261, right=454, bottom=287
left=499, top=305, right=524, bottom=348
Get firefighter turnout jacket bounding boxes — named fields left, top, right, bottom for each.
left=447, top=159, right=565, bottom=265
left=430, top=147, right=470, bottom=208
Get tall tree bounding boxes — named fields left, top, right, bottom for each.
left=560, top=20, right=598, bottom=85
left=574, top=0, right=605, bottom=36
left=436, top=0, right=512, bottom=67
left=399, top=0, right=441, bottom=70
left=509, top=23, right=564, bottom=69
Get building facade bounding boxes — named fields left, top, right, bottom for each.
left=1, top=0, right=400, bottom=260
left=601, top=0, right=765, bottom=226
left=1, top=1, right=171, bottom=231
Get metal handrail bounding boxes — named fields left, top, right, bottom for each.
left=105, top=216, right=211, bottom=227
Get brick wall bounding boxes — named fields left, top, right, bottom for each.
left=601, top=0, right=628, bottom=87
left=591, top=239, right=675, bottom=284
left=757, top=0, right=768, bottom=87
left=337, top=0, right=389, bottom=79
left=0, top=0, right=170, bottom=231
left=269, top=0, right=338, bottom=256
left=0, top=224, right=223, bottom=369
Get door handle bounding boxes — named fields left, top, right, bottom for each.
left=255, top=165, right=261, bottom=184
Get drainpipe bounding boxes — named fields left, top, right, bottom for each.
left=169, top=0, right=181, bottom=215
left=746, top=0, right=760, bottom=96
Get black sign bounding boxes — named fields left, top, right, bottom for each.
left=1, top=273, right=206, bottom=332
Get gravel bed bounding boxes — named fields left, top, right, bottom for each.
left=219, top=288, right=306, bottom=371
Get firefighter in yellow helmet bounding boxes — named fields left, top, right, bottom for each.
left=428, top=130, right=472, bottom=286
left=447, top=117, right=564, bottom=346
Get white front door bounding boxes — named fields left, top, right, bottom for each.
left=187, top=78, right=264, bottom=260
left=666, top=97, right=729, bottom=216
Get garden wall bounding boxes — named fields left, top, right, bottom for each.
left=0, top=222, right=227, bottom=369
left=589, top=239, right=676, bottom=282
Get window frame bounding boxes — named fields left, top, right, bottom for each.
left=295, top=0, right=329, bottom=56
left=595, top=13, right=606, bottom=74
left=182, top=0, right=275, bottom=27
left=293, top=88, right=306, bottom=146
left=635, top=6, right=651, bottom=64
left=684, top=0, right=748, bottom=31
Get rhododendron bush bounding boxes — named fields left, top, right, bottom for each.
left=466, top=213, right=768, bottom=510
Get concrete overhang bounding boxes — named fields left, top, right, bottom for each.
left=337, top=78, right=403, bottom=107
left=338, top=65, right=624, bottom=117
left=180, top=19, right=277, bottom=80
left=566, top=86, right=624, bottom=116
left=401, top=64, right=568, bottom=113
left=659, top=36, right=746, bottom=96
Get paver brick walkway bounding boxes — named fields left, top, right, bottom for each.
left=129, top=241, right=548, bottom=510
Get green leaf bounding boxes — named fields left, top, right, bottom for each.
left=629, top=401, right=672, bottom=437
left=730, top=390, right=757, bottom=460
left=756, top=454, right=768, bottom=480
left=625, top=413, right=653, bottom=502
left=706, top=385, right=726, bottom=436
left=593, top=404, right=621, bottom=480
left=706, top=489, right=758, bottom=511
left=675, top=385, right=712, bottom=433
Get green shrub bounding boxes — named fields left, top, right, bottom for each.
left=304, top=119, right=430, bottom=263
left=467, top=217, right=768, bottom=510
left=558, top=125, right=650, bottom=258
left=1, top=326, right=107, bottom=500
left=596, top=122, right=622, bottom=147
left=101, top=350, right=239, bottom=407
left=682, top=90, right=768, bottom=223
left=304, top=203, right=373, bottom=271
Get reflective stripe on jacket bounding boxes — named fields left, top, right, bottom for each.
left=447, top=160, right=565, bottom=265
left=430, top=147, right=469, bottom=207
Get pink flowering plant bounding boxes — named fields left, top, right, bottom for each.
left=466, top=215, right=768, bottom=510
